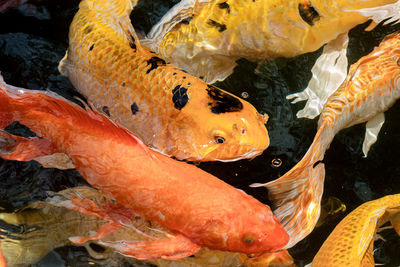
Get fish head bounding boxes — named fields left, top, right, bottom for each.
left=193, top=203, right=289, bottom=253
left=169, top=84, right=269, bottom=161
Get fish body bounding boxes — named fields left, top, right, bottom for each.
left=0, top=77, right=289, bottom=259
left=59, top=0, right=269, bottom=162
left=0, top=187, right=294, bottom=267
left=145, top=0, right=400, bottom=82
left=312, top=194, right=400, bottom=266
left=252, top=31, right=400, bottom=248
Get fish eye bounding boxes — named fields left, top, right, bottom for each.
left=214, top=136, right=225, bottom=144
left=242, top=233, right=256, bottom=243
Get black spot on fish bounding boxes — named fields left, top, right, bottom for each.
left=313, top=160, right=324, bottom=168
left=207, top=19, right=227, bottom=32
left=298, top=2, right=320, bottom=26
left=128, top=33, right=136, bottom=50
left=183, top=76, right=186, bottom=79
left=181, top=69, right=189, bottom=74
left=102, top=106, right=110, bottom=116
left=122, top=82, right=126, bottom=87
left=131, top=102, right=139, bottom=115
left=181, top=16, right=193, bottom=25
left=89, top=43, right=95, bottom=51
left=146, top=56, right=166, bottom=74
left=83, top=25, right=93, bottom=34
left=206, top=85, right=243, bottom=114
left=218, top=2, right=230, bottom=14
left=172, top=85, right=189, bottom=110
left=173, top=72, right=177, bottom=76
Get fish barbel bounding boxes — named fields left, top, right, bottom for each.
left=311, top=194, right=400, bottom=266
left=144, top=0, right=400, bottom=83
left=252, top=31, right=400, bottom=248
left=0, top=75, right=289, bottom=260
left=0, top=186, right=295, bottom=267
left=58, top=0, right=269, bottom=162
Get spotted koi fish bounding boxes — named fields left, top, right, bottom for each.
left=58, top=0, right=269, bottom=162
left=0, top=187, right=295, bottom=267
left=310, top=194, right=400, bottom=266
left=0, top=75, right=289, bottom=260
left=252, top=31, right=400, bottom=248
left=143, top=0, right=400, bottom=84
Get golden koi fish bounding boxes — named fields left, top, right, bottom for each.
left=58, top=0, right=269, bottom=162
left=311, top=194, right=400, bottom=266
left=144, top=0, right=400, bottom=83
left=0, top=187, right=295, bottom=267
left=252, top=30, right=400, bottom=248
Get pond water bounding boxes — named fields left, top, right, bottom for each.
left=1, top=0, right=400, bottom=266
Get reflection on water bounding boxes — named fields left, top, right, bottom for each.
left=0, top=0, right=400, bottom=266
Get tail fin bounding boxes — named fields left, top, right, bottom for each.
left=251, top=125, right=333, bottom=248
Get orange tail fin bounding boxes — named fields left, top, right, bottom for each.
left=251, top=124, right=334, bottom=248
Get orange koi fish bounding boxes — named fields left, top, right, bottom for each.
left=311, top=194, right=400, bottom=266
left=0, top=75, right=289, bottom=260
left=252, top=31, right=400, bottom=248
left=0, top=186, right=295, bottom=267
left=58, top=0, right=269, bottom=162
left=144, top=0, right=400, bottom=83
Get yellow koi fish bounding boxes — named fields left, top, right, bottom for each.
left=311, top=194, right=400, bottom=266
left=144, top=0, right=400, bottom=84
left=252, top=30, right=400, bottom=248
left=58, top=0, right=269, bottom=162
left=0, top=187, right=294, bottom=267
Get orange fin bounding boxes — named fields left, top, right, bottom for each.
left=0, top=130, right=57, bottom=161
left=69, top=221, right=121, bottom=244
left=97, top=233, right=201, bottom=260
left=251, top=126, right=332, bottom=248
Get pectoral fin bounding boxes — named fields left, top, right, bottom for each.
left=0, top=130, right=57, bottom=161
left=287, top=33, right=349, bottom=119
left=363, top=113, right=385, bottom=157
left=98, top=233, right=201, bottom=260
left=69, top=222, right=121, bottom=244
left=348, top=1, right=400, bottom=26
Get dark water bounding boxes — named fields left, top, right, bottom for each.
left=0, top=0, right=400, bottom=266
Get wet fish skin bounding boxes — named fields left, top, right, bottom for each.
left=0, top=187, right=295, bottom=267
left=145, top=0, right=399, bottom=82
left=59, top=0, right=269, bottom=162
left=312, top=194, right=400, bottom=266
left=0, top=76, right=289, bottom=260
left=252, top=30, right=400, bottom=248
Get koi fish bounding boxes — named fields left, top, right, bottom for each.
left=58, top=0, right=269, bottom=162
left=0, top=186, right=294, bottom=267
left=0, top=75, right=289, bottom=260
left=143, top=0, right=400, bottom=84
left=311, top=194, right=400, bottom=266
left=251, top=31, right=400, bottom=248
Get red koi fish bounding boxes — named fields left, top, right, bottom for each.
left=0, top=75, right=288, bottom=260
left=252, top=31, right=400, bottom=248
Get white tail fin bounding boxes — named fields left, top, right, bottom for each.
left=348, top=0, right=400, bottom=25
left=287, top=33, right=349, bottom=119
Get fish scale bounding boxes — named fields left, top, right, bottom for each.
left=312, top=194, right=400, bottom=266
left=59, top=0, right=269, bottom=161
left=145, top=0, right=398, bottom=83
left=251, top=30, right=400, bottom=249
